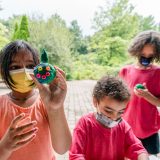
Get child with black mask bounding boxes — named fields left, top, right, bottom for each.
left=119, top=30, right=160, bottom=158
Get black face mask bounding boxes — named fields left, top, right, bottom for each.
left=139, top=56, right=153, bottom=66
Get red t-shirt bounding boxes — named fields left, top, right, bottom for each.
left=69, top=113, right=146, bottom=160
left=119, top=65, right=160, bottom=138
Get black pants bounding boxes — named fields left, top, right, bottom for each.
left=139, top=133, right=160, bottom=154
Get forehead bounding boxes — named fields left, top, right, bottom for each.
left=99, top=96, right=127, bottom=111
left=11, top=49, right=34, bottom=63
left=141, top=44, right=155, bottom=54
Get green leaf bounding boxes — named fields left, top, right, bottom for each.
left=41, top=49, right=48, bottom=63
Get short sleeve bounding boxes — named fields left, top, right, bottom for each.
left=69, top=117, right=87, bottom=160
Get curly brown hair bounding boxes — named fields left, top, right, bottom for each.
left=93, top=75, right=130, bottom=102
left=128, top=30, right=160, bottom=62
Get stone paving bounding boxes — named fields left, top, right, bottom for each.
left=0, top=80, right=159, bottom=160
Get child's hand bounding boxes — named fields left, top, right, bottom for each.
left=0, top=113, right=38, bottom=153
left=134, top=83, right=151, bottom=98
left=31, top=66, right=67, bottom=110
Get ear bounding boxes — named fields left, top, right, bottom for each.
left=93, top=97, right=98, bottom=108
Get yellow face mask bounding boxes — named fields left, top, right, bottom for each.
left=9, top=68, right=35, bottom=93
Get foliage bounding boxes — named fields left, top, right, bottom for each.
left=0, top=15, right=22, bottom=40
left=0, top=4, right=9, bottom=48
left=0, top=0, right=160, bottom=80
left=12, top=22, right=19, bottom=40
left=69, top=20, right=88, bottom=55
left=28, top=14, right=73, bottom=77
left=71, top=53, right=128, bottom=80
left=92, top=0, right=138, bottom=39
left=0, top=23, right=9, bottom=49
left=137, top=15, right=157, bottom=31
left=89, top=36, right=128, bottom=65
left=92, top=0, right=157, bottom=40
left=12, top=15, right=30, bottom=41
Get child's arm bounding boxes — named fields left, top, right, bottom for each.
left=124, top=126, right=149, bottom=160
left=137, top=153, right=149, bottom=160
left=31, top=67, right=71, bottom=154
left=46, top=106, right=71, bottom=154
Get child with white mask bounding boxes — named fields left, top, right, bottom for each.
left=69, top=75, right=149, bottom=160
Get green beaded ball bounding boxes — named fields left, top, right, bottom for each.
left=34, top=49, right=56, bottom=84
left=135, top=84, right=145, bottom=89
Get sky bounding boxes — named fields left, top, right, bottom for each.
left=0, top=0, right=160, bottom=36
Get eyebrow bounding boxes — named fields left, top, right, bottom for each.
left=105, top=106, right=126, bottom=112
left=141, top=53, right=154, bottom=56
left=11, top=60, right=35, bottom=63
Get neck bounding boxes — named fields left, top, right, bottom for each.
left=9, top=90, right=36, bottom=102
left=136, top=63, right=153, bottom=69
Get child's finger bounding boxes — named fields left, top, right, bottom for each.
left=54, top=66, right=66, bottom=78
left=51, top=70, right=66, bottom=85
left=10, top=113, right=26, bottom=129
left=14, top=133, right=36, bottom=149
left=49, top=71, right=67, bottom=91
left=56, top=72, right=67, bottom=90
left=14, top=128, right=38, bottom=146
left=142, top=83, right=147, bottom=88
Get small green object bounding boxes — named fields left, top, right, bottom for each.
left=34, top=49, right=56, bottom=84
left=135, top=84, right=145, bottom=89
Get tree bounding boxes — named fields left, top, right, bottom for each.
left=12, top=15, right=30, bottom=41
left=89, top=34, right=128, bottom=66
left=0, top=3, right=9, bottom=48
left=88, top=0, right=159, bottom=67
left=93, top=0, right=140, bottom=39
left=92, top=0, right=158, bottom=40
left=12, top=22, right=19, bottom=40
left=69, top=20, right=88, bottom=55
left=138, top=15, right=157, bottom=31
left=0, top=23, right=9, bottom=49
left=28, top=14, right=73, bottom=79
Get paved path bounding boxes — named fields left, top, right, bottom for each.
left=0, top=81, right=159, bottom=160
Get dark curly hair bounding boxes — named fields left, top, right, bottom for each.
left=93, top=75, right=130, bottom=102
left=0, top=40, right=40, bottom=89
left=128, top=30, right=160, bottom=62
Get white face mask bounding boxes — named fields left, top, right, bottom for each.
left=96, top=108, right=122, bottom=128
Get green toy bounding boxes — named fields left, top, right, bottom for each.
left=135, top=84, right=145, bottom=89
left=34, top=49, right=56, bottom=84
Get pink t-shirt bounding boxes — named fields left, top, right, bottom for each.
left=69, top=113, right=146, bottom=160
left=0, top=94, right=55, bottom=160
left=119, top=65, right=160, bottom=138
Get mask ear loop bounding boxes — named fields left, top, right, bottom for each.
left=96, top=105, right=102, bottom=115
left=93, top=96, right=101, bottom=114
left=24, top=68, right=34, bottom=80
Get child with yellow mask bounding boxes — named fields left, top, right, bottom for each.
left=9, top=68, right=34, bottom=94
left=0, top=40, right=71, bottom=160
